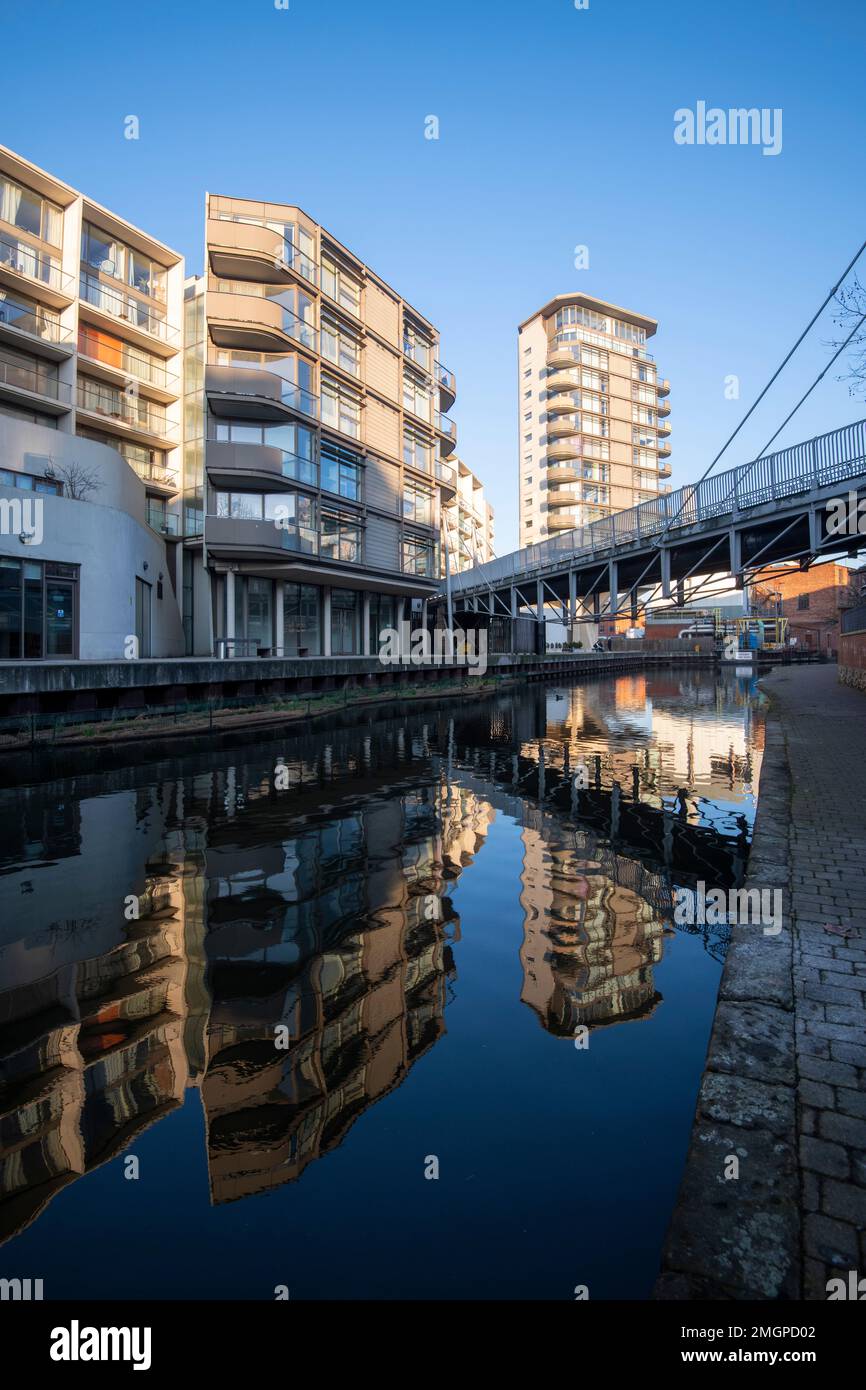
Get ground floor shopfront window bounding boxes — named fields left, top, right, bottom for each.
left=283, top=582, right=320, bottom=656
left=330, top=587, right=360, bottom=655
left=0, top=557, right=78, bottom=659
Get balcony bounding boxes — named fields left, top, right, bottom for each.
left=78, top=274, right=180, bottom=356
left=206, top=439, right=317, bottom=492
left=546, top=391, right=578, bottom=415
left=133, top=460, right=179, bottom=497
left=435, top=360, right=457, bottom=410
left=146, top=501, right=181, bottom=535
left=657, top=417, right=671, bottom=436
left=657, top=397, right=671, bottom=416
left=658, top=459, right=672, bottom=478
left=207, top=217, right=309, bottom=287
left=0, top=358, right=72, bottom=415
left=546, top=463, right=579, bottom=483
left=0, top=230, right=75, bottom=308
left=546, top=345, right=576, bottom=370
left=547, top=490, right=580, bottom=509
left=77, top=331, right=180, bottom=404
left=0, top=295, right=75, bottom=361
left=658, top=439, right=672, bottom=458
left=76, top=388, right=174, bottom=449
left=207, top=288, right=316, bottom=354
left=547, top=439, right=582, bottom=463
left=548, top=513, right=578, bottom=532
left=547, top=369, right=580, bottom=394
left=547, top=416, right=579, bottom=440
left=206, top=512, right=318, bottom=562
left=657, top=377, right=670, bottom=397
left=434, top=458, right=457, bottom=496
left=435, top=411, right=457, bottom=457
left=206, top=363, right=319, bottom=423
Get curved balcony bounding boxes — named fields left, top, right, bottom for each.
left=657, top=377, right=670, bottom=397
left=547, top=391, right=579, bottom=415
left=207, top=217, right=304, bottom=286
left=206, top=513, right=318, bottom=563
left=548, top=513, right=578, bottom=532
left=657, top=397, right=671, bottom=417
left=546, top=463, right=579, bottom=483
left=207, top=290, right=313, bottom=354
left=547, top=490, right=580, bottom=509
left=206, top=439, right=317, bottom=492
left=547, top=439, right=582, bottom=463
left=546, top=344, right=577, bottom=370
left=435, top=360, right=456, bottom=411
left=206, top=363, right=319, bottom=423
left=658, top=462, right=672, bottom=480
left=547, top=415, right=579, bottom=440
left=435, top=411, right=457, bottom=457
left=657, top=417, right=671, bottom=436
left=658, top=439, right=671, bottom=458
left=547, top=369, right=580, bottom=393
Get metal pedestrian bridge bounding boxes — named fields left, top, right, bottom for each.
left=443, top=420, right=866, bottom=624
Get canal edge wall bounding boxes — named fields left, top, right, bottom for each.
left=655, top=706, right=801, bottom=1299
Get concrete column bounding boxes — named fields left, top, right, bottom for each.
left=225, top=570, right=236, bottom=656
left=661, top=547, right=672, bottom=600
left=608, top=560, right=619, bottom=621
left=275, top=580, right=285, bottom=656
left=363, top=591, right=371, bottom=655
left=323, top=586, right=332, bottom=657
left=536, top=579, right=544, bottom=621
left=568, top=569, right=577, bottom=630
left=510, top=585, right=517, bottom=618
left=396, top=596, right=406, bottom=655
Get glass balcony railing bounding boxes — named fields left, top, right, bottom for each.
left=551, top=327, right=655, bottom=363
left=214, top=214, right=319, bottom=286
left=212, top=358, right=320, bottom=420
left=77, top=332, right=180, bottom=393
left=79, top=273, right=180, bottom=347
left=133, top=459, right=178, bottom=488
left=435, top=459, right=456, bottom=487
left=0, top=230, right=74, bottom=296
left=146, top=502, right=180, bottom=535
left=435, top=360, right=455, bottom=393
left=0, top=358, right=71, bottom=401
left=0, top=294, right=73, bottom=346
left=435, top=411, right=456, bottom=440
left=77, top=387, right=171, bottom=437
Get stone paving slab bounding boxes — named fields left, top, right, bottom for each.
left=657, top=665, right=866, bottom=1301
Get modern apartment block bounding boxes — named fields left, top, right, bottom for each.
left=181, top=194, right=459, bottom=657
left=518, top=294, right=671, bottom=546
left=0, top=145, right=185, bottom=659
left=442, top=458, right=495, bottom=574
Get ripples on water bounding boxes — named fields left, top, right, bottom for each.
left=0, top=669, right=764, bottom=1299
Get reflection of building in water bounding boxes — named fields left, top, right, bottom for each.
left=518, top=809, right=666, bottom=1035
left=0, top=874, right=191, bottom=1245
left=199, top=785, right=492, bottom=1203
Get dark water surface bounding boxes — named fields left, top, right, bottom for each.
left=0, top=668, right=765, bottom=1299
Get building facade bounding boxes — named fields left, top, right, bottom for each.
left=442, top=458, right=495, bottom=574
left=748, top=561, right=857, bottom=657
left=181, top=195, right=459, bottom=658
left=518, top=293, right=671, bottom=546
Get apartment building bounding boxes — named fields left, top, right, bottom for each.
left=180, top=194, right=459, bottom=657
left=518, top=293, right=671, bottom=546
left=442, top=458, right=495, bottom=574
left=0, top=145, right=185, bottom=659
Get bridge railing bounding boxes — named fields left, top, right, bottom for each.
left=450, top=419, right=866, bottom=593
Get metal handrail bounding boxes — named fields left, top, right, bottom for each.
left=449, top=419, right=866, bottom=592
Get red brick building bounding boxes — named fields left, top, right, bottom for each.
left=749, top=562, right=857, bottom=658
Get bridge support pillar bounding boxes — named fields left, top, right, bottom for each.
left=510, top=585, right=517, bottom=619
left=568, top=569, right=577, bottom=631
left=661, top=547, right=672, bottom=600
left=608, top=560, right=619, bottom=620
left=536, top=579, right=544, bottom=623
left=808, top=507, right=821, bottom=557
left=729, top=526, right=742, bottom=582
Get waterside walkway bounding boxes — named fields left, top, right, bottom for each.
left=658, top=665, right=866, bottom=1300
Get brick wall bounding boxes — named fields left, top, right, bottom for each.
left=839, top=628, right=866, bottom=692
left=751, top=563, right=855, bottom=657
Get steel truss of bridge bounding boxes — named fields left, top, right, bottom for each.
left=441, top=420, right=866, bottom=624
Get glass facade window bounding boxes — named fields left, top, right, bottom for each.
left=403, top=426, right=432, bottom=473
left=0, top=176, right=62, bottom=245
left=320, top=374, right=360, bottom=439
left=214, top=418, right=317, bottom=485
left=320, top=441, right=361, bottom=500
left=81, top=223, right=167, bottom=302
left=79, top=272, right=171, bottom=340
left=321, top=315, right=360, bottom=377
left=0, top=291, right=63, bottom=343
left=402, top=534, right=435, bottom=576
left=403, top=479, right=433, bottom=525
left=330, top=587, right=359, bottom=654
left=77, top=326, right=169, bottom=388
left=320, top=254, right=361, bottom=315
left=403, top=369, right=431, bottom=422
left=77, top=375, right=166, bottom=435
left=0, top=557, right=77, bottom=659
left=402, top=323, right=431, bottom=371
left=283, top=582, right=320, bottom=656
left=321, top=510, right=361, bottom=563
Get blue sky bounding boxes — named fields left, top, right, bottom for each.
left=3, top=0, right=865, bottom=551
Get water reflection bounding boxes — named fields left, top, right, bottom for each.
left=0, top=670, right=763, bottom=1293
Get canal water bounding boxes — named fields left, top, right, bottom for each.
left=0, top=668, right=764, bottom=1300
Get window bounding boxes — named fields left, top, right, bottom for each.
left=404, top=426, right=432, bottom=473
left=321, top=374, right=361, bottom=439
left=283, top=582, right=320, bottom=655
left=330, top=587, right=359, bottom=654
left=524, top=475, right=533, bottom=485
left=321, top=440, right=361, bottom=500
left=403, top=321, right=431, bottom=371
left=555, top=304, right=609, bottom=334
left=404, top=478, right=433, bottom=525
left=321, top=509, right=361, bottom=563
left=214, top=418, right=317, bottom=484
left=633, top=447, right=657, bottom=468
left=0, top=176, right=62, bottom=245
left=213, top=490, right=317, bottom=549
left=403, top=369, right=431, bottom=422
left=321, top=252, right=361, bottom=315
left=402, top=533, right=435, bottom=576
left=798, top=593, right=810, bottom=610
left=0, top=558, right=79, bottom=659
left=81, top=223, right=167, bottom=302
left=321, top=314, right=360, bottom=377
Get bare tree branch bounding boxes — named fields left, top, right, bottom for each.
left=44, top=455, right=103, bottom=502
